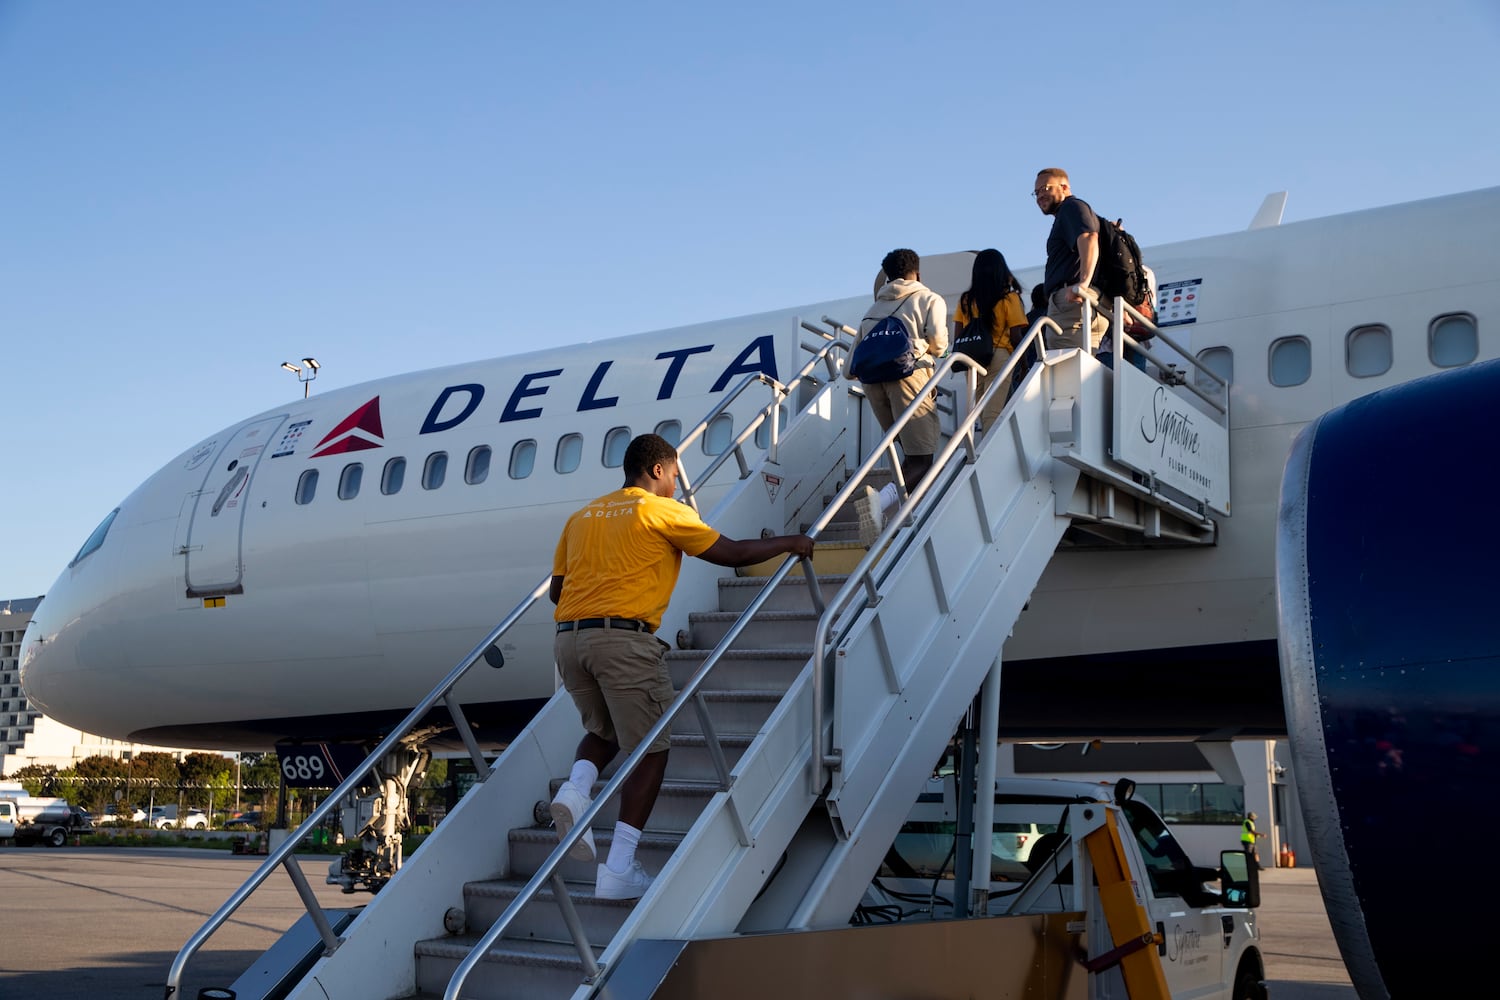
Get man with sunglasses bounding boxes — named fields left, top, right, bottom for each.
left=1033, top=168, right=1110, bottom=354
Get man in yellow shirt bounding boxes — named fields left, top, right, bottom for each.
left=549, top=433, right=813, bottom=900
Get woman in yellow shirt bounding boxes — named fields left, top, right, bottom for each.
left=952, top=248, right=1029, bottom=431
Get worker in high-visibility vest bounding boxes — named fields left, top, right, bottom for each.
left=1241, top=811, right=1266, bottom=869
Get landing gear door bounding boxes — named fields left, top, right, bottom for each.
left=183, top=415, right=286, bottom=598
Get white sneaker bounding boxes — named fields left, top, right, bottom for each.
left=549, top=781, right=596, bottom=862
left=854, top=485, right=884, bottom=547
left=596, top=859, right=653, bottom=901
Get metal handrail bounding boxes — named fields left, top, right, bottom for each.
left=677, top=321, right=853, bottom=509
left=164, top=324, right=856, bottom=999
left=808, top=320, right=1058, bottom=786
left=443, top=330, right=857, bottom=999
left=1098, top=291, right=1230, bottom=421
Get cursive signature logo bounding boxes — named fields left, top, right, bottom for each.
left=1141, top=386, right=1200, bottom=459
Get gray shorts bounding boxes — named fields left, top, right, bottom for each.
left=555, top=628, right=674, bottom=754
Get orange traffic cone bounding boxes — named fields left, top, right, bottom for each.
left=1278, top=846, right=1295, bottom=868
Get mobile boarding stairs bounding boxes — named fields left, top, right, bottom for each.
left=166, top=298, right=1231, bottom=1000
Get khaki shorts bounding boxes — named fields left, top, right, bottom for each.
left=863, top=367, right=939, bottom=456
left=1046, top=287, right=1111, bottom=352
left=555, top=628, right=674, bottom=754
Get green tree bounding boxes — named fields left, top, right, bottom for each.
left=180, top=752, right=233, bottom=813
left=240, top=753, right=282, bottom=814
left=69, top=756, right=130, bottom=814
left=7, top=762, right=57, bottom=797
left=132, top=752, right=183, bottom=790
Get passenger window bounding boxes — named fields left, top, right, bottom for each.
left=754, top=405, right=789, bottom=450
left=381, top=457, right=406, bottom=495
left=465, top=445, right=492, bottom=485
left=556, top=434, right=583, bottom=474
left=602, top=427, right=631, bottom=468
left=1347, top=325, right=1392, bottom=377
left=1430, top=312, right=1478, bottom=368
left=422, top=452, right=448, bottom=490
left=654, top=420, right=682, bottom=447
left=703, top=413, right=733, bottom=455
left=1269, top=336, right=1311, bottom=387
left=1196, top=347, right=1233, bottom=393
left=295, top=469, right=319, bottom=505
left=509, top=439, right=537, bottom=480
left=338, top=463, right=363, bottom=500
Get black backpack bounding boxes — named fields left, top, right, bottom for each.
left=1094, top=216, right=1149, bottom=307
left=851, top=304, right=920, bottom=383
left=951, top=299, right=996, bottom=369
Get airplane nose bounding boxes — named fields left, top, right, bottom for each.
left=18, top=498, right=165, bottom=740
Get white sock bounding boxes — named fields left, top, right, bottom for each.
left=607, top=821, right=641, bottom=872
left=569, top=760, right=598, bottom=794
left=879, top=483, right=899, bottom=511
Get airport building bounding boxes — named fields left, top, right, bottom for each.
left=0, top=595, right=211, bottom=776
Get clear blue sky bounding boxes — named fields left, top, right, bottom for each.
left=2, top=1, right=1497, bottom=598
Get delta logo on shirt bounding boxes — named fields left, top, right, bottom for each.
left=309, top=397, right=385, bottom=457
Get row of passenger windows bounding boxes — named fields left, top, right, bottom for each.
left=1196, top=312, right=1479, bottom=390
left=295, top=409, right=784, bottom=506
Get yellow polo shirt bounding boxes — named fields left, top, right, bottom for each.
left=954, top=291, right=1028, bottom=353
left=552, top=487, right=721, bottom=631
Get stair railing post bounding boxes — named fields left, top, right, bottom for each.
left=281, top=855, right=341, bottom=956
left=970, top=652, right=1002, bottom=914
left=551, top=871, right=602, bottom=981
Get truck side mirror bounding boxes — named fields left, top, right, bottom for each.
left=1219, top=849, right=1261, bottom=909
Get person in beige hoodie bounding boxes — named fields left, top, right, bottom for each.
left=845, top=248, right=947, bottom=543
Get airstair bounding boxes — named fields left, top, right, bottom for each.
left=166, top=300, right=1230, bottom=1000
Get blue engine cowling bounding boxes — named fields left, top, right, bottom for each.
left=1278, top=358, right=1500, bottom=999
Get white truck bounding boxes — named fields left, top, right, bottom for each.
left=870, top=776, right=1267, bottom=999
left=0, top=795, right=91, bottom=848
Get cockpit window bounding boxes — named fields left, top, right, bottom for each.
left=69, top=509, right=119, bottom=567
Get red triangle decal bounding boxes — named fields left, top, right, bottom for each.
left=313, top=397, right=384, bottom=451
left=310, top=435, right=383, bottom=457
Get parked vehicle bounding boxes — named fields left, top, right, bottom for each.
left=154, top=807, right=208, bottom=830
left=873, top=777, right=1266, bottom=999
left=0, top=796, right=92, bottom=847
left=99, top=805, right=148, bottom=825
left=223, top=810, right=265, bottom=830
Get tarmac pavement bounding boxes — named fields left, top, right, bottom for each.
left=0, top=847, right=1355, bottom=999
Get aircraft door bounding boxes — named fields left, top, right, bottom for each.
left=183, top=415, right=286, bottom=598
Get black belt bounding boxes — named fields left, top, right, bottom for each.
left=557, top=617, right=652, bottom=634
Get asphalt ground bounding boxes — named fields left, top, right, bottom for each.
left=0, top=847, right=1355, bottom=999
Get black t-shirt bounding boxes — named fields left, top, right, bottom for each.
left=1043, top=196, right=1100, bottom=295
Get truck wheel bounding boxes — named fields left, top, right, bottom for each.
left=48, top=827, right=67, bottom=848
left=1232, top=962, right=1267, bottom=1000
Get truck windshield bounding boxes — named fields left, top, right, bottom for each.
left=1121, top=798, right=1196, bottom=892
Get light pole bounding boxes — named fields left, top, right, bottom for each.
left=280, top=357, right=321, bottom=398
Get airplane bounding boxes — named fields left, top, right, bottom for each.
left=19, top=185, right=1499, bottom=999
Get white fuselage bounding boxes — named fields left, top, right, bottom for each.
left=21, top=188, right=1498, bottom=749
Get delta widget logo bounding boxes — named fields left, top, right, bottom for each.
left=309, top=397, right=385, bottom=457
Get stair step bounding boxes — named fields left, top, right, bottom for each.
left=461, top=876, right=637, bottom=943
left=668, top=689, right=782, bottom=736
left=507, top=826, right=682, bottom=882
left=683, top=609, right=819, bottom=650
left=714, top=573, right=848, bottom=612
left=737, top=539, right=865, bottom=577
left=414, top=935, right=595, bottom=1000
left=543, top=777, right=717, bottom=835
left=666, top=648, right=810, bottom=690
